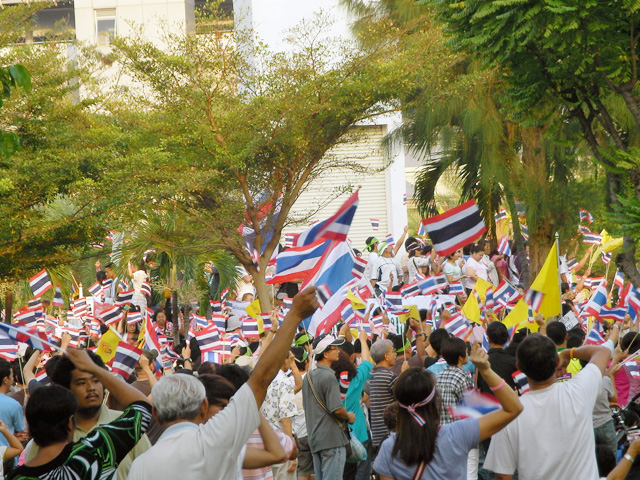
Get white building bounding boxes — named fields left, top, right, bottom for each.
left=20, top=0, right=409, bottom=251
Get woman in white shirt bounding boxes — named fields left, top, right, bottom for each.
left=463, top=244, right=488, bottom=292
left=129, top=261, right=148, bottom=311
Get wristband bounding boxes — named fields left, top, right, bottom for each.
left=570, top=347, right=575, bottom=360
left=489, top=379, right=506, bottom=392
left=624, top=453, right=635, bottom=463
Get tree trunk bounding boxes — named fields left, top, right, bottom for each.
left=247, top=262, right=273, bottom=313
left=505, top=192, right=529, bottom=286
left=4, top=290, right=11, bottom=324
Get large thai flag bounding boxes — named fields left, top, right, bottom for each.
left=29, top=269, right=53, bottom=298
left=294, top=191, right=359, bottom=246
left=143, top=312, right=164, bottom=360
left=267, top=239, right=332, bottom=284
left=112, top=342, right=143, bottom=379
left=422, top=200, right=486, bottom=257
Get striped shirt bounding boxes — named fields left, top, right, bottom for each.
left=369, top=366, right=397, bottom=447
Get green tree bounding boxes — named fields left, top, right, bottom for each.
left=109, top=11, right=450, bottom=309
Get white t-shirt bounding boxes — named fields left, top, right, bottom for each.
left=235, top=266, right=255, bottom=299
left=407, top=256, right=429, bottom=283
left=128, top=383, right=260, bottom=480
left=463, top=257, right=487, bottom=290
left=481, top=254, right=499, bottom=285
left=485, top=363, right=602, bottom=480
left=367, top=251, right=379, bottom=278
left=372, top=256, right=400, bottom=291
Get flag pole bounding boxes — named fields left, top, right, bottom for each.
left=555, top=232, right=563, bottom=319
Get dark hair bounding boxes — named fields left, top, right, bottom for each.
left=11, top=361, right=25, bottom=385
left=567, top=329, right=585, bottom=349
left=546, top=322, right=567, bottom=346
left=44, top=355, right=63, bottom=378
left=199, top=374, right=236, bottom=407
left=388, top=333, right=407, bottom=353
left=50, top=351, right=106, bottom=389
left=441, top=337, right=467, bottom=366
left=0, top=359, right=11, bottom=384
left=197, top=362, right=217, bottom=375
left=215, top=364, right=250, bottom=391
left=487, top=322, right=509, bottom=346
left=331, top=349, right=357, bottom=382
left=622, top=332, right=640, bottom=352
left=470, top=244, right=484, bottom=255
left=353, top=338, right=371, bottom=354
left=383, top=402, right=398, bottom=432
left=429, top=328, right=450, bottom=356
left=96, top=270, right=107, bottom=283
left=104, top=262, right=114, bottom=270
left=516, top=334, right=558, bottom=382
left=291, top=346, right=308, bottom=371
left=392, top=368, right=440, bottom=465
left=561, top=282, right=570, bottom=294
left=338, top=340, right=355, bottom=357
left=26, top=385, right=77, bottom=447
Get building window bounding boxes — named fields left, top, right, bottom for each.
left=95, top=9, right=116, bottom=46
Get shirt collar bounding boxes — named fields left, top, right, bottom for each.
left=160, top=421, right=199, bottom=440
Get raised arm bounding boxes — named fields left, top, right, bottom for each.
left=23, top=349, right=40, bottom=385
left=65, top=348, right=149, bottom=407
left=392, top=226, right=408, bottom=257
left=470, top=344, right=523, bottom=441
left=248, top=287, right=318, bottom=407
left=242, top=414, right=287, bottom=468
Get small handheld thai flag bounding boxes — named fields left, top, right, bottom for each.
left=599, top=307, right=626, bottom=322
left=0, top=331, right=18, bottom=361
left=602, top=252, right=612, bottom=265
left=112, top=342, right=143, bottom=379
left=193, top=315, right=208, bottom=329
left=583, top=233, right=602, bottom=245
left=242, top=317, right=260, bottom=337
left=449, top=390, right=500, bottom=420
left=52, top=284, right=64, bottom=308
left=210, top=300, right=222, bottom=313
left=494, top=209, right=508, bottom=223
left=565, top=258, right=579, bottom=271
left=423, top=200, right=486, bottom=257
left=284, top=233, right=297, bottom=248
left=29, top=269, right=53, bottom=298
left=615, top=271, right=625, bottom=290
left=401, top=281, right=422, bottom=298
left=484, top=287, right=495, bottom=312
left=35, top=369, right=50, bottom=385
left=584, top=283, right=608, bottom=317
left=497, top=237, right=511, bottom=257
left=417, top=274, right=448, bottom=295
left=524, top=289, right=545, bottom=313
left=0, top=323, right=56, bottom=352
left=140, top=282, right=152, bottom=298
left=211, top=313, right=226, bottom=331
left=385, top=234, right=395, bottom=246
left=512, top=370, right=530, bottom=395
left=341, top=303, right=355, bottom=325
left=115, top=289, right=134, bottom=308
left=417, top=219, right=428, bottom=237
left=195, top=325, right=221, bottom=352
left=100, top=305, right=124, bottom=326
left=14, top=308, right=38, bottom=326
left=444, top=313, right=470, bottom=338
left=260, top=312, right=273, bottom=332
left=586, top=321, right=605, bottom=345
left=521, top=224, right=529, bottom=241
left=351, top=257, right=367, bottom=280
left=580, top=208, right=594, bottom=224
left=127, top=311, right=142, bottom=325
left=88, top=282, right=103, bottom=297
left=370, top=219, right=379, bottom=231
left=628, top=362, right=640, bottom=378
left=403, top=194, right=407, bottom=206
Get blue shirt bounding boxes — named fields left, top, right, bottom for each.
left=373, top=418, right=480, bottom=480
left=426, top=357, right=476, bottom=377
left=345, top=360, right=373, bottom=444
left=0, top=392, right=25, bottom=466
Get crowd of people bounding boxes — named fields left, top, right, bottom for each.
left=0, top=230, right=639, bottom=480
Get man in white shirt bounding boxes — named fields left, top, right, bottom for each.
left=484, top=334, right=610, bottom=480
left=128, top=287, right=319, bottom=480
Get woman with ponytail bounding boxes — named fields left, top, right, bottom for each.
left=373, top=344, right=523, bottom=479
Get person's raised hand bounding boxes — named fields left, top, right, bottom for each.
left=65, top=348, right=99, bottom=373
left=182, top=345, right=192, bottom=360
left=409, top=318, right=420, bottom=331
left=339, top=323, right=350, bottom=337
left=290, top=287, right=318, bottom=319
left=469, top=343, right=490, bottom=372
left=534, top=314, right=545, bottom=327
left=359, top=328, right=368, bottom=343
left=60, top=332, right=72, bottom=351
left=139, top=353, right=150, bottom=370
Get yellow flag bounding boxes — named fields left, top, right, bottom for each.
left=96, top=328, right=122, bottom=363
left=502, top=300, right=540, bottom=333
left=347, top=288, right=367, bottom=310
left=245, top=299, right=261, bottom=319
left=462, top=278, right=493, bottom=324
left=528, top=242, right=561, bottom=319
left=397, top=305, right=420, bottom=323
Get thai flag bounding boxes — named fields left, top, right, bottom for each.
left=448, top=282, right=465, bottom=296
left=385, top=234, right=395, bottom=246
left=210, top=313, right=226, bottom=332
left=112, top=342, right=143, bottom=379
left=565, top=258, right=579, bottom=271
left=88, top=282, right=103, bottom=297
left=628, top=291, right=640, bottom=315
left=28, top=298, right=43, bottom=311
left=29, top=269, right=53, bottom=298
left=143, top=314, right=165, bottom=366
left=602, top=252, right=612, bottom=265
left=583, top=233, right=602, bottom=245
left=615, top=271, right=625, bottom=290
left=485, top=287, right=495, bottom=312
left=90, top=318, right=101, bottom=337
left=115, top=289, right=135, bottom=308
left=35, top=369, right=50, bottom=385
left=210, top=300, right=222, bottom=313
left=358, top=283, right=375, bottom=301
left=580, top=208, right=594, bottom=224
left=599, top=307, right=626, bottom=322
left=422, top=200, right=486, bottom=257
left=521, top=224, right=529, bottom=241
left=317, top=284, right=333, bottom=307
left=583, top=277, right=593, bottom=289
left=145, top=307, right=154, bottom=322
left=417, top=219, right=428, bottom=237
left=100, top=306, right=124, bottom=327
left=341, top=303, right=355, bottom=325
left=524, top=289, right=545, bottom=313
left=140, top=282, right=152, bottom=298
left=401, top=281, right=421, bottom=298
left=195, top=325, right=221, bottom=352
left=268, top=239, right=332, bottom=284
left=383, top=291, right=403, bottom=309
left=590, top=277, right=606, bottom=289
left=586, top=321, right=605, bottom=345
left=284, top=233, right=297, bottom=248
left=72, top=297, right=88, bottom=316
left=403, top=193, right=407, bottom=206
left=242, top=317, right=260, bottom=338
left=494, top=280, right=516, bottom=306
left=449, top=390, right=500, bottom=420
left=584, top=284, right=608, bottom=317
left=13, top=307, right=38, bottom=326
left=417, top=274, right=448, bottom=295
left=119, top=278, right=131, bottom=291
left=62, top=326, right=82, bottom=348
left=45, top=315, right=59, bottom=329
left=127, top=311, right=142, bottom=325
left=351, top=257, right=367, bottom=280
left=192, top=315, right=208, bottom=329
left=370, top=314, right=384, bottom=334
left=0, top=323, right=55, bottom=352
left=293, top=191, right=359, bottom=246
left=370, top=219, right=379, bottom=231
left=0, top=330, right=18, bottom=361
left=52, top=284, right=64, bottom=308
left=494, top=209, right=508, bottom=223
left=497, top=237, right=511, bottom=257
left=578, top=225, right=591, bottom=235
left=259, top=312, right=272, bottom=332
left=444, top=313, right=470, bottom=338
left=90, top=242, right=104, bottom=249
left=512, top=370, right=530, bottom=395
